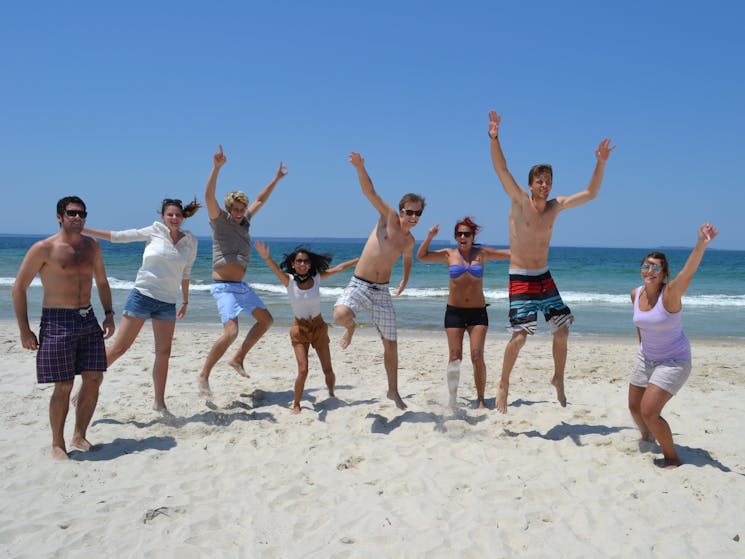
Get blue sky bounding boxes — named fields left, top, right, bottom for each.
left=1, top=1, right=743, bottom=250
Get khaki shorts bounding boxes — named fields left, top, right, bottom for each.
left=290, top=315, right=330, bottom=349
left=629, top=350, right=692, bottom=395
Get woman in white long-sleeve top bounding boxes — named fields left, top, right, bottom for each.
left=84, top=198, right=200, bottom=414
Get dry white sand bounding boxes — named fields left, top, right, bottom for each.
left=1, top=320, right=743, bottom=557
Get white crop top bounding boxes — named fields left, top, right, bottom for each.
left=286, top=273, right=321, bottom=319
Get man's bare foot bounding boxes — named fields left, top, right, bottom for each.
left=227, top=360, right=250, bottom=378
left=654, top=457, right=681, bottom=469
left=70, top=436, right=94, bottom=452
left=476, top=399, right=487, bottom=410
left=551, top=375, right=567, bottom=407
left=51, top=446, right=70, bottom=460
left=387, top=390, right=407, bottom=410
left=198, top=376, right=213, bottom=398
left=495, top=383, right=509, bottom=413
left=340, top=323, right=356, bottom=349
left=292, top=404, right=301, bottom=414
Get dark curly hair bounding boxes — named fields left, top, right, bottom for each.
left=279, top=246, right=332, bottom=277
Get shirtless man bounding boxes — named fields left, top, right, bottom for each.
left=198, top=145, right=287, bottom=397
left=333, top=152, right=425, bottom=410
left=488, top=110, right=615, bottom=413
left=12, top=196, right=116, bottom=459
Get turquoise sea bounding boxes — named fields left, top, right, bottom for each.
left=1, top=234, right=743, bottom=340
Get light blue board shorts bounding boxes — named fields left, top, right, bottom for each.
left=211, top=281, right=267, bottom=324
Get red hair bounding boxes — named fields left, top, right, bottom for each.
left=453, top=216, right=482, bottom=238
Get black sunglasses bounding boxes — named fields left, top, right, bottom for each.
left=455, top=231, right=473, bottom=238
left=294, top=258, right=311, bottom=265
left=65, top=209, right=87, bottom=218
left=163, top=198, right=182, bottom=206
left=402, top=209, right=423, bottom=216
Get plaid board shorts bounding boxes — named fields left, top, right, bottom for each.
left=508, top=267, right=574, bottom=334
left=335, top=275, right=397, bottom=341
left=37, top=307, right=107, bottom=383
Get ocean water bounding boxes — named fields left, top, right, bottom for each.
left=1, top=235, right=743, bottom=340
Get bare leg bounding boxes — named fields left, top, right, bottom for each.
left=198, top=318, right=239, bottom=396
left=106, top=315, right=146, bottom=366
left=467, top=325, right=488, bottom=409
left=445, top=328, right=465, bottom=408
left=49, top=380, right=74, bottom=460
left=551, top=326, right=569, bottom=407
left=314, top=341, right=336, bottom=399
left=71, top=371, right=102, bottom=452
left=628, top=384, right=653, bottom=441
left=333, top=305, right=356, bottom=349
left=151, top=319, right=176, bottom=412
left=640, top=384, right=678, bottom=467
left=497, top=331, right=527, bottom=413
left=291, top=343, right=310, bottom=414
left=382, top=338, right=406, bottom=410
left=227, top=308, right=273, bottom=376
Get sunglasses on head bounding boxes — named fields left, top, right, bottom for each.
left=455, top=231, right=473, bottom=238
left=65, top=209, right=87, bottom=218
left=402, top=209, right=423, bottom=217
left=162, top=198, right=182, bottom=206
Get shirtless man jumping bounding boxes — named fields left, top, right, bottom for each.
left=488, top=111, right=615, bottom=413
left=333, top=152, right=425, bottom=410
left=13, top=196, right=116, bottom=459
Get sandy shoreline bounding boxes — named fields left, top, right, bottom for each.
left=1, top=319, right=743, bottom=557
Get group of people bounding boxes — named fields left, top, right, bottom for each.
left=13, top=111, right=718, bottom=469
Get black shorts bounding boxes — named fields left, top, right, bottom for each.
left=444, top=305, right=489, bottom=329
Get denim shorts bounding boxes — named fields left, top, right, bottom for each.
left=123, top=288, right=176, bottom=321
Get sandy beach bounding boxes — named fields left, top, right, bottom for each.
left=0, top=319, right=743, bottom=557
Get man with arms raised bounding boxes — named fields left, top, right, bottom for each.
left=334, top=152, right=425, bottom=410
left=13, top=196, right=115, bottom=459
left=198, top=145, right=287, bottom=397
left=488, top=111, right=615, bottom=413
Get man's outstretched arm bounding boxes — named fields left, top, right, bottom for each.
left=557, top=138, right=616, bottom=210
left=488, top=110, right=523, bottom=202
left=348, top=152, right=397, bottom=219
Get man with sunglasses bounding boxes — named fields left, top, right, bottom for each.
left=12, top=196, right=115, bottom=459
left=488, top=110, right=615, bottom=413
left=333, top=152, right=425, bottom=410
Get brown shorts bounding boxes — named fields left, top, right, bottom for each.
left=290, top=315, right=330, bottom=349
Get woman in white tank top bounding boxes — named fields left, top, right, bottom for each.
left=255, top=241, right=358, bottom=414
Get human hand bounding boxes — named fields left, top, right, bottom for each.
left=213, top=144, right=227, bottom=168
left=595, top=138, right=616, bottom=162
left=102, top=315, right=115, bottom=339
left=20, top=329, right=39, bottom=350
left=348, top=152, right=365, bottom=169
left=275, top=161, right=288, bottom=181
left=177, top=302, right=188, bottom=320
left=428, top=224, right=440, bottom=237
left=488, top=110, right=501, bottom=139
left=254, top=240, right=270, bottom=260
left=392, top=280, right=405, bottom=297
left=699, top=223, right=718, bottom=244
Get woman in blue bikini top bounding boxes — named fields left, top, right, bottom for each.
left=417, top=216, right=510, bottom=409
